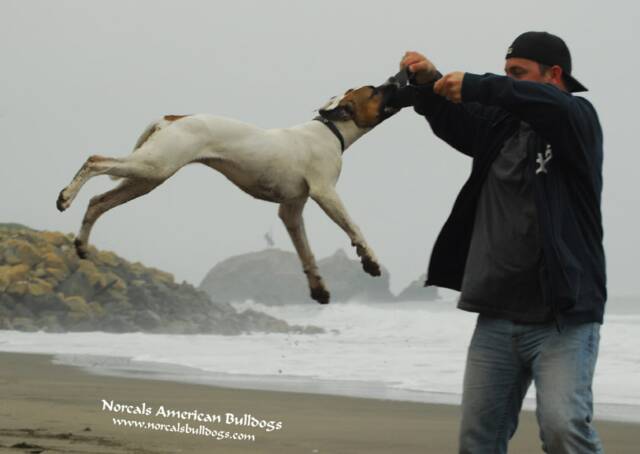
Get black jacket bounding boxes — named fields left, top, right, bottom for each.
left=406, top=73, right=606, bottom=332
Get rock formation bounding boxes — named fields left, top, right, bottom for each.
left=395, top=274, right=440, bottom=302
left=200, top=248, right=415, bottom=305
left=0, top=223, right=322, bottom=335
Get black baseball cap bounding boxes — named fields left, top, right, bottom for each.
left=505, top=31, right=587, bottom=92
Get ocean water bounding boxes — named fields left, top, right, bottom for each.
left=0, top=297, right=638, bottom=423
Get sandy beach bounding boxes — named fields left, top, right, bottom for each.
left=0, top=351, right=637, bottom=454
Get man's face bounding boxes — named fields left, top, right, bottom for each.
left=504, top=57, right=551, bottom=83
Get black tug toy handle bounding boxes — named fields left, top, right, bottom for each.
left=385, top=67, right=411, bottom=89
left=386, top=66, right=441, bottom=89
left=383, top=67, right=443, bottom=109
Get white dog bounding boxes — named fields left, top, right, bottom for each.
left=57, top=82, right=400, bottom=304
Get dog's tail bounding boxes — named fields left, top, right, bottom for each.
left=109, top=120, right=162, bottom=181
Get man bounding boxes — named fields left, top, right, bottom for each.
left=393, top=32, right=606, bottom=453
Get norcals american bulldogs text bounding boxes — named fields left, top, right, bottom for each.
left=101, top=399, right=283, bottom=432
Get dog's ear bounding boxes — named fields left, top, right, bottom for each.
left=317, top=89, right=355, bottom=122
left=318, top=95, right=354, bottom=122
left=319, top=105, right=351, bottom=122
left=318, top=95, right=341, bottom=113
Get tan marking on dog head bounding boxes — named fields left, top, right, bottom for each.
left=338, top=86, right=386, bottom=128
left=319, top=86, right=394, bottom=128
left=164, top=114, right=190, bottom=122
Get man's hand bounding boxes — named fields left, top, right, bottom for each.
left=433, top=72, right=465, bottom=103
left=400, top=51, right=439, bottom=85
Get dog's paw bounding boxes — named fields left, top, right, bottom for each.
left=56, top=189, right=70, bottom=212
left=310, top=287, right=330, bottom=305
left=74, top=238, right=89, bottom=259
left=361, top=256, right=381, bottom=277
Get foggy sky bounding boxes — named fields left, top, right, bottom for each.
left=1, top=0, right=638, bottom=297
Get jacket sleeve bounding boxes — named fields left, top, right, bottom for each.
left=406, top=81, right=504, bottom=158
left=460, top=73, right=600, bottom=165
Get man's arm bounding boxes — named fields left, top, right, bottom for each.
left=396, top=52, right=502, bottom=158
left=402, top=84, right=502, bottom=158
left=461, top=73, right=575, bottom=141
left=434, top=71, right=602, bottom=170
left=438, top=72, right=600, bottom=155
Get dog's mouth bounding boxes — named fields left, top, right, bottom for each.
left=376, top=84, right=401, bottom=120
left=376, top=68, right=410, bottom=120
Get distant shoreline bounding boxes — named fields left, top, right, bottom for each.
left=26, top=349, right=640, bottom=425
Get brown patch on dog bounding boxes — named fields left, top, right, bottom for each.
left=338, top=86, right=384, bottom=128
left=164, top=114, right=190, bottom=122
left=133, top=125, right=159, bottom=151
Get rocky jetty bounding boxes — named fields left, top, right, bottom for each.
left=199, top=248, right=424, bottom=305
left=317, top=249, right=395, bottom=302
left=0, top=224, right=322, bottom=335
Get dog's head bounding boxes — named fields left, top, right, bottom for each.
left=318, top=82, right=401, bottom=129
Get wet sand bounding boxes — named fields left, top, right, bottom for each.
left=0, top=351, right=637, bottom=453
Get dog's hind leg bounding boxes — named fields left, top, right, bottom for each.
left=278, top=198, right=330, bottom=304
left=310, top=187, right=381, bottom=277
left=74, top=178, right=161, bottom=258
left=58, top=155, right=121, bottom=212
left=57, top=152, right=173, bottom=212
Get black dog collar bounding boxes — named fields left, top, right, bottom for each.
left=313, top=115, right=345, bottom=152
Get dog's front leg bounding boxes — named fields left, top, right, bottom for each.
left=310, top=187, right=381, bottom=277
left=278, top=198, right=330, bottom=304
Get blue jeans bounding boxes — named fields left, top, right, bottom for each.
left=459, top=314, right=603, bottom=454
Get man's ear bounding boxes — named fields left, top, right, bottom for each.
left=549, top=65, right=565, bottom=86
